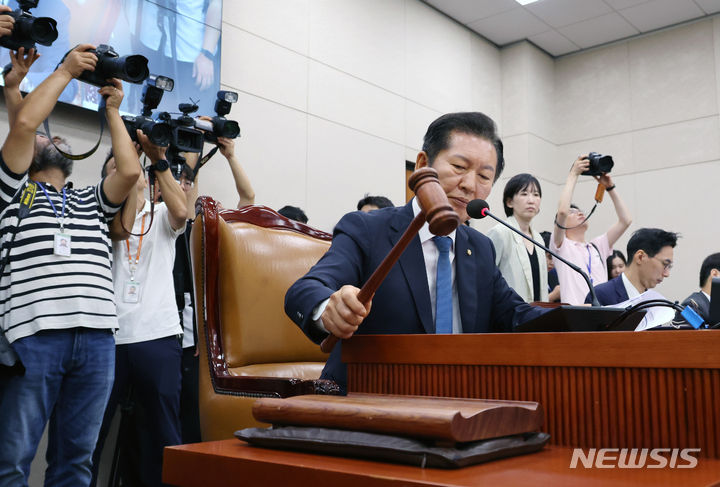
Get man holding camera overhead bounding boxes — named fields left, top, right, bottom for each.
left=551, top=154, right=632, bottom=305
left=0, top=41, right=141, bottom=487
left=91, top=130, right=188, bottom=486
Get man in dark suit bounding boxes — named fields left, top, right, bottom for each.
left=285, top=112, right=546, bottom=392
left=585, top=228, right=679, bottom=306
left=678, top=253, right=720, bottom=324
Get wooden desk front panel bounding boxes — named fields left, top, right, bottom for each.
left=343, top=332, right=720, bottom=457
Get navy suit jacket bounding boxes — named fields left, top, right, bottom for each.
left=285, top=202, right=546, bottom=391
left=584, top=275, right=628, bottom=306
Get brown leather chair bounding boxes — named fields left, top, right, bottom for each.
left=190, top=197, right=337, bottom=441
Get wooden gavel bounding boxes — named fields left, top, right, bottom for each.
left=320, top=167, right=460, bottom=353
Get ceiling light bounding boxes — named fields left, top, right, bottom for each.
left=516, top=0, right=541, bottom=5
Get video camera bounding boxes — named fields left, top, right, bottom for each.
left=0, top=0, right=58, bottom=51
left=78, top=44, right=149, bottom=87
left=122, top=75, right=174, bottom=147
left=582, top=152, right=614, bottom=177
left=153, top=90, right=241, bottom=180
left=193, top=91, right=241, bottom=143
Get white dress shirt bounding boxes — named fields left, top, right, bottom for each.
left=621, top=272, right=641, bottom=300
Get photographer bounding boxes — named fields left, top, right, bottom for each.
left=551, top=155, right=632, bottom=305
left=0, top=42, right=140, bottom=487
left=92, top=132, right=188, bottom=487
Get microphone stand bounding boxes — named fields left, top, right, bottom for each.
left=478, top=209, right=601, bottom=307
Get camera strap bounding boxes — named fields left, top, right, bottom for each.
left=41, top=98, right=106, bottom=161
left=190, top=145, right=219, bottom=182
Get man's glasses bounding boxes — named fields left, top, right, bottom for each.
left=652, top=256, right=673, bottom=270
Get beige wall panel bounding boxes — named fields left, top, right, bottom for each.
left=309, top=0, right=405, bottom=96
left=500, top=44, right=530, bottom=138
left=196, top=91, right=308, bottom=212
left=526, top=134, right=561, bottom=188
left=470, top=36, right=503, bottom=126
left=306, top=117, right=406, bottom=233
left=631, top=116, right=720, bottom=173
left=224, top=0, right=310, bottom=54
left=404, top=100, right=442, bottom=153
left=404, top=0, right=474, bottom=112
left=221, top=25, right=308, bottom=112
left=526, top=46, right=556, bottom=144
left=628, top=20, right=717, bottom=130
left=555, top=42, right=632, bottom=144
left=502, top=133, right=531, bottom=176
left=308, top=61, right=405, bottom=144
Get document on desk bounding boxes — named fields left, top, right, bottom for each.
left=612, top=289, right=675, bottom=331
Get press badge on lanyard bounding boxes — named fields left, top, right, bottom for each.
left=124, top=214, right=147, bottom=303
left=37, top=182, right=71, bottom=257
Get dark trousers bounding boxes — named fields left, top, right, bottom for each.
left=180, top=347, right=201, bottom=444
left=91, top=335, right=182, bottom=487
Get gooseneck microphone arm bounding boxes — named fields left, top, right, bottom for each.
left=467, top=199, right=601, bottom=307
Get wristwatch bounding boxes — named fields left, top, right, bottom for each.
left=153, top=159, right=170, bottom=173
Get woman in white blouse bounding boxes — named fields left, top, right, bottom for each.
left=487, top=173, right=548, bottom=303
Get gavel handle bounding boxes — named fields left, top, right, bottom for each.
left=319, top=211, right=427, bottom=353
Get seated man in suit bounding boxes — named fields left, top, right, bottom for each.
left=285, top=112, right=547, bottom=392
left=678, top=252, right=720, bottom=324
left=585, top=228, right=679, bottom=306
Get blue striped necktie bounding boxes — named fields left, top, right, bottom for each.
left=433, top=236, right=452, bottom=334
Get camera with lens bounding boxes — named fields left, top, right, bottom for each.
left=122, top=75, right=174, bottom=147
left=193, top=91, right=241, bottom=143
left=156, top=103, right=205, bottom=179
left=158, top=103, right=204, bottom=155
left=77, top=44, right=149, bottom=87
left=0, top=0, right=58, bottom=51
left=582, top=152, right=614, bottom=177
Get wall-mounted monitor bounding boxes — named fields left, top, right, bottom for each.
left=0, top=0, right=223, bottom=117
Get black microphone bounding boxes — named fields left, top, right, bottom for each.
left=467, top=199, right=601, bottom=307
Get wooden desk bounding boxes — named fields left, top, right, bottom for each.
left=344, top=331, right=720, bottom=457
left=163, top=439, right=720, bottom=486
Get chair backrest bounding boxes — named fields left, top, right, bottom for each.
left=217, top=212, right=331, bottom=368
left=192, top=198, right=331, bottom=382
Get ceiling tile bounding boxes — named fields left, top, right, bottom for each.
left=618, top=0, right=704, bottom=32
left=529, top=30, right=581, bottom=56
left=559, top=11, right=639, bottom=48
left=602, top=0, right=651, bottom=9
left=468, top=8, right=551, bottom=45
left=525, top=0, right=613, bottom=28
left=691, top=0, right=720, bottom=14
left=424, top=0, right=517, bottom=23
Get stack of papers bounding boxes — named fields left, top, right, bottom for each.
left=611, top=289, right=676, bottom=331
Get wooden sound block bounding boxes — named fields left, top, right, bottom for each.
left=252, top=393, right=543, bottom=443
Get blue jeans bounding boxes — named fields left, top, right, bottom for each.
left=0, top=328, right=115, bottom=487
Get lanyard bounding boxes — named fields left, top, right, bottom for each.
left=125, top=214, right=147, bottom=281
left=36, top=182, right=66, bottom=232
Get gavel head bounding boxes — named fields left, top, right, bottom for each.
left=408, top=167, right=461, bottom=236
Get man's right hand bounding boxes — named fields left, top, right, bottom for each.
left=321, top=285, right=372, bottom=339
left=57, top=43, right=97, bottom=79
left=0, top=6, right=14, bottom=38
left=570, top=155, right=591, bottom=177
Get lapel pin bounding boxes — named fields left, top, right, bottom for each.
left=466, top=249, right=472, bottom=256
